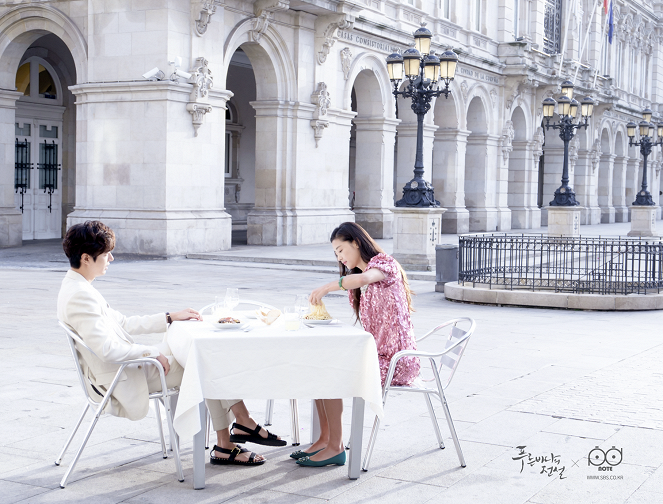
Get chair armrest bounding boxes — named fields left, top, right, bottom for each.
left=417, top=318, right=472, bottom=343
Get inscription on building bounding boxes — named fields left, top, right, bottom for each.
left=338, top=30, right=400, bottom=53
left=458, top=66, right=499, bottom=84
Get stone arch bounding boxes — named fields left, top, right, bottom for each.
left=463, top=84, right=494, bottom=133
left=343, top=52, right=394, bottom=119
left=222, top=19, right=296, bottom=102
left=0, top=5, right=87, bottom=88
left=598, top=127, right=615, bottom=223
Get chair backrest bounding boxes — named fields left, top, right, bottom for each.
left=419, top=317, right=475, bottom=390
left=59, top=321, right=105, bottom=407
left=199, top=299, right=277, bottom=315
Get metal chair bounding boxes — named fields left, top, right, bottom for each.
left=362, top=317, right=475, bottom=472
left=55, top=321, right=183, bottom=488
left=199, top=301, right=301, bottom=446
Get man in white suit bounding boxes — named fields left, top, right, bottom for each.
left=58, top=221, right=285, bottom=466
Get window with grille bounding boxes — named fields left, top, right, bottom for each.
left=543, top=0, right=562, bottom=55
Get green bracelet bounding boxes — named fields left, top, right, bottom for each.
left=339, top=276, right=346, bottom=291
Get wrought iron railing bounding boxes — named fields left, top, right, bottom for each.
left=14, top=138, right=31, bottom=214
left=38, top=140, right=60, bottom=212
left=458, top=234, right=663, bottom=295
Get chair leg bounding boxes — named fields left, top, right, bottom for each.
left=439, top=390, right=465, bottom=467
left=424, top=393, right=445, bottom=449
left=154, top=399, right=168, bottom=459
left=55, top=403, right=89, bottom=466
left=205, top=409, right=211, bottom=450
left=361, top=415, right=381, bottom=472
left=59, top=405, right=105, bottom=488
left=264, top=399, right=274, bottom=426
left=290, top=399, right=300, bottom=446
left=163, top=395, right=185, bottom=482
left=169, top=393, right=179, bottom=452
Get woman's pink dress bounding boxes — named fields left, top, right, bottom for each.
left=351, top=253, right=420, bottom=387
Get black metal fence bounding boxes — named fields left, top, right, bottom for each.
left=459, top=234, right=663, bottom=295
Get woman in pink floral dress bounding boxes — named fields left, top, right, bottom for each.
left=292, top=222, right=419, bottom=468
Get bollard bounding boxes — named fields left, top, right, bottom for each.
left=435, top=244, right=459, bottom=293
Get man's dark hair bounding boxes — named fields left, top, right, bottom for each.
left=62, top=221, right=116, bottom=268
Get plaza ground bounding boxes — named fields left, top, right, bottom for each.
left=1, top=225, right=662, bottom=503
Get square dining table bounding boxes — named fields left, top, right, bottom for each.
left=167, top=314, right=384, bottom=490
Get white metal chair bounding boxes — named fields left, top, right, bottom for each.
left=199, top=301, right=302, bottom=446
left=362, top=317, right=475, bottom=472
left=55, top=321, right=183, bottom=488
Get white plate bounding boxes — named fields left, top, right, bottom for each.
left=303, top=319, right=335, bottom=326
left=211, top=321, right=249, bottom=330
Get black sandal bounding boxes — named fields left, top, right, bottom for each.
left=229, top=422, right=287, bottom=447
left=210, top=445, right=265, bottom=466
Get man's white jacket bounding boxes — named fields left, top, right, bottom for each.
left=57, top=270, right=166, bottom=420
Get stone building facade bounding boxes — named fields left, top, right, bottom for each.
left=0, top=0, right=661, bottom=254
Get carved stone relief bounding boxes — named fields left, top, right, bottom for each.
left=186, top=57, right=214, bottom=136
left=195, top=0, right=217, bottom=36
left=310, top=82, right=331, bottom=147
left=315, top=14, right=354, bottom=65
left=501, top=120, right=514, bottom=164
left=341, top=47, right=353, bottom=80
left=250, top=0, right=289, bottom=42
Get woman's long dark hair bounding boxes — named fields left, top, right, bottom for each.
left=330, top=222, right=413, bottom=320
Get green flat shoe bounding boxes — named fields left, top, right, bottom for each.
left=296, top=451, right=346, bottom=467
left=290, top=449, right=322, bottom=460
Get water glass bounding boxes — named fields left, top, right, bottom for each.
left=283, top=307, right=300, bottom=331
left=225, top=288, right=240, bottom=311
left=294, top=294, right=309, bottom=318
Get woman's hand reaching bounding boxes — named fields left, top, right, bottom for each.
left=170, top=308, right=202, bottom=321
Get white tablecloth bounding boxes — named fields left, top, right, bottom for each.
left=168, top=316, right=384, bottom=439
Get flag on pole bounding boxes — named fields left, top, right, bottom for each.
left=604, top=0, right=608, bottom=14
left=608, top=1, right=614, bottom=44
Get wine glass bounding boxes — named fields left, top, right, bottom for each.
left=294, top=294, right=309, bottom=318
left=225, top=288, right=240, bottom=311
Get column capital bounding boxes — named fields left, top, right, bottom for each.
left=0, top=88, right=23, bottom=109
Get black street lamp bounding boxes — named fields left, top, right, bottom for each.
left=386, top=25, right=458, bottom=207
left=541, top=81, right=595, bottom=206
left=626, top=108, right=662, bottom=206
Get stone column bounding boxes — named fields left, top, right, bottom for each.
left=625, top=157, right=641, bottom=219
left=432, top=129, right=470, bottom=234
left=598, top=153, right=616, bottom=223
left=0, top=90, right=25, bottom=247
left=465, top=133, right=500, bottom=232
left=395, top=121, right=437, bottom=199
left=574, top=147, right=601, bottom=225
left=352, top=117, right=399, bottom=239
left=612, top=155, right=629, bottom=222
left=68, top=82, right=232, bottom=255
left=507, top=140, right=541, bottom=229
left=392, top=207, right=445, bottom=270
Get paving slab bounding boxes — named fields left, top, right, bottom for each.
left=2, top=239, right=663, bottom=503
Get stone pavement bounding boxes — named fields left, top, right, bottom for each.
left=1, top=232, right=663, bottom=504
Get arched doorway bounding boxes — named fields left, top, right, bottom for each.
left=13, top=35, right=76, bottom=240
left=507, top=106, right=536, bottom=228
left=349, top=68, right=395, bottom=238
left=224, top=48, right=256, bottom=245
left=0, top=7, right=85, bottom=247
left=464, top=96, right=494, bottom=231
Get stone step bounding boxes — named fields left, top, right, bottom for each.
left=187, top=254, right=436, bottom=281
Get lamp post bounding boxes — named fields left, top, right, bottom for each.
left=541, top=81, right=595, bottom=206
left=626, top=108, right=662, bottom=206
left=386, top=25, right=458, bottom=207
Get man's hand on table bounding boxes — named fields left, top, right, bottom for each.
left=171, top=308, right=203, bottom=321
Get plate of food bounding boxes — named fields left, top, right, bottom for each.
left=212, top=316, right=249, bottom=330
left=303, top=302, right=334, bottom=326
